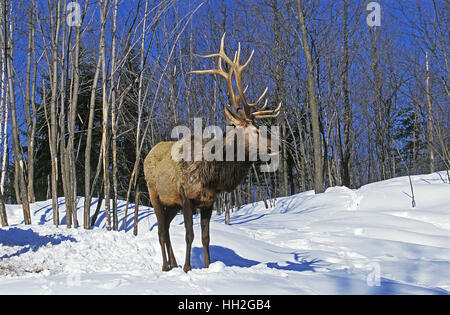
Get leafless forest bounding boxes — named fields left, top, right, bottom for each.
left=0, top=0, right=448, bottom=230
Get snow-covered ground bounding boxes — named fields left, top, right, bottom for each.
left=0, top=171, right=449, bottom=294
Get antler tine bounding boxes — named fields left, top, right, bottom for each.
left=230, top=48, right=253, bottom=117
left=241, top=49, right=254, bottom=69
left=233, top=42, right=240, bottom=64
left=217, top=32, right=239, bottom=70
left=187, top=56, right=228, bottom=79
left=252, top=101, right=282, bottom=119
left=246, top=86, right=268, bottom=107
left=187, top=52, right=227, bottom=79
left=257, top=98, right=269, bottom=112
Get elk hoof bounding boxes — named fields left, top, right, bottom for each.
left=183, top=264, right=192, bottom=273
left=167, top=264, right=178, bottom=271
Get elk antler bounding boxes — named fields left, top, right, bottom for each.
left=188, top=33, right=281, bottom=120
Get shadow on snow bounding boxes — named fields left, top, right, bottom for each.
left=0, top=228, right=77, bottom=259
left=191, top=245, right=322, bottom=272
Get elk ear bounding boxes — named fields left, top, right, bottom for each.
left=224, top=106, right=244, bottom=126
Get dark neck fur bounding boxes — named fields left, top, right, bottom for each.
left=178, top=135, right=253, bottom=192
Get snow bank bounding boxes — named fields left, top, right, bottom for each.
left=0, top=171, right=449, bottom=294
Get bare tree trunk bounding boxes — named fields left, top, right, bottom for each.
left=267, top=0, right=289, bottom=197
left=66, top=0, right=87, bottom=229
left=296, top=0, right=324, bottom=193
left=341, top=0, right=352, bottom=187
left=90, top=182, right=104, bottom=228
left=59, top=4, right=73, bottom=228
left=0, top=194, right=5, bottom=226
left=84, top=0, right=106, bottom=229
left=48, top=0, right=61, bottom=226
left=133, top=189, right=140, bottom=236
left=30, top=5, right=37, bottom=202
left=224, top=193, right=230, bottom=225
left=2, top=0, right=31, bottom=224
left=110, top=0, right=119, bottom=231
left=25, top=0, right=36, bottom=203
left=124, top=0, right=148, bottom=231
left=425, top=52, right=435, bottom=173
left=99, top=0, right=111, bottom=231
left=0, top=1, right=8, bottom=226
left=100, top=0, right=111, bottom=231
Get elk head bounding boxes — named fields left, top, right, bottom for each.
left=188, top=33, right=281, bottom=157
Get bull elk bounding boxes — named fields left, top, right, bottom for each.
left=143, top=33, right=281, bottom=272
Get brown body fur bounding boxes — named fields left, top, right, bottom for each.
left=144, top=137, right=252, bottom=272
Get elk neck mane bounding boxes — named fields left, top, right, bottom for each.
left=177, top=134, right=252, bottom=193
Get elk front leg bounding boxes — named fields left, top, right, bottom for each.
left=200, top=207, right=212, bottom=268
left=181, top=195, right=194, bottom=273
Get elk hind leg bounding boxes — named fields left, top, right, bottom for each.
left=200, top=207, right=212, bottom=268
left=164, top=206, right=179, bottom=269
left=150, top=190, right=170, bottom=272
left=181, top=193, right=194, bottom=273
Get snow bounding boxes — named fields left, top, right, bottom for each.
left=0, top=171, right=449, bottom=294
